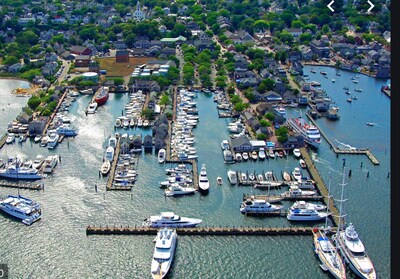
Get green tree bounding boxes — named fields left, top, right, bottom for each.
left=28, top=96, right=41, bottom=110
left=256, top=133, right=267, bottom=140
left=3, top=56, right=19, bottom=65
left=160, top=94, right=170, bottom=106
left=265, top=112, right=275, bottom=121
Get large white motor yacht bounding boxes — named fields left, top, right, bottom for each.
left=144, top=212, right=202, bottom=228
left=198, top=164, right=210, bottom=192
left=240, top=197, right=283, bottom=214
left=333, top=223, right=376, bottom=279
left=150, top=227, right=177, bottom=279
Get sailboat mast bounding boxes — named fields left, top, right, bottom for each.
left=336, top=167, right=347, bottom=237
left=325, top=172, right=331, bottom=230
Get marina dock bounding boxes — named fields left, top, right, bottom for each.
left=86, top=225, right=317, bottom=236
left=299, top=147, right=341, bottom=227
left=243, top=193, right=324, bottom=202
left=106, top=137, right=133, bottom=191
left=42, top=89, right=69, bottom=136
left=306, top=112, right=379, bottom=165
left=0, top=180, right=44, bottom=190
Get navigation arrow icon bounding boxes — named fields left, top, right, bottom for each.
left=327, top=0, right=334, bottom=12
left=367, top=0, right=375, bottom=13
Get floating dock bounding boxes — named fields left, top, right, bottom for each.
left=42, top=89, right=69, bottom=136
left=86, top=225, right=317, bottom=236
left=0, top=180, right=44, bottom=190
left=306, top=112, right=379, bottom=165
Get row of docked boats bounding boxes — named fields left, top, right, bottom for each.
left=170, top=89, right=199, bottom=161
left=100, top=134, right=117, bottom=176
left=161, top=164, right=197, bottom=196
left=114, top=89, right=147, bottom=128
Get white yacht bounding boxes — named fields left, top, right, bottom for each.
left=220, top=140, right=230, bottom=150
left=313, top=228, right=347, bottom=279
left=291, top=200, right=326, bottom=211
left=87, top=102, right=97, bottom=114
left=42, top=155, right=59, bottom=173
left=164, top=183, right=196, bottom=197
left=293, top=148, right=301, bottom=158
left=287, top=117, right=321, bottom=149
left=258, top=148, right=266, bottom=160
left=158, top=149, right=166, bottom=164
left=242, top=152, right=249, bottom=161
left=0, top=195, right=42, bottom=225
left=144, top=212, right=202, bottom=228
left=292, top=167, right=302, bottom=181
left=227, top=169, right=237, bottom=185
left=150, top=227, right=177, bottom=279
left=281, top=185, right=316, bottom=198
left=33, top=135, right=42, bottom=143
left=0, top=165, right=43, bottom=180
left=240, top=197, right=283, bottom=214
left=108, top=135, right=117, bottom=148
left=295, top=178, right=316, bottom=190
left=274, top=106, right=287, bottom=120
left=104, top=146, right=115, bottom=162
left=198, top=164, right=210, bottom=192
left=223, top=149, right=234, bottom=163
left=287, top=205, right=330, bottom=221
left=46, top=132, right=59, bottom=149
left=235, top=152, right=242, bottom=162
left=5, top=133, right=15, bottom=144
left=333, top=223, right=376, bottom=279
left=100, top=160, right=111, bottom=176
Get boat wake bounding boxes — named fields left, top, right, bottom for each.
left=334, top=139, right=356, bottom=150
left=311, top=152, right=331, bottom=165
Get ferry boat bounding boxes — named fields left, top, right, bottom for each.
left=240, top=197, right=283, bottom=214
left=286, top=117, right=321, bottom=149
left=227, top=170, right=237, bottom=185
left=42, top=155, right=59, bottom=173
left=0, top=195, right=42, bottom=225
left=150, top=227, right=177, bottom=279
left=0, top=165, right=42, bottom=180
left=198, top=164, right=210, bottom=192
left=94, top=86, right=109, bottom=106
left=313, top=228, right=347, bottom=279
left=144, top=212, right=202, bottom=228
left=332, top=223, right=376, bottom=279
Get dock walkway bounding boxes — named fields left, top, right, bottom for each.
left=42, top=89, right=69, bottom=136
left=0, top=180, right=44, bottom=190
left=106, top=137, right=133, bottom=191
left=86, top=225, right=317, bottom=236
left=306, top=112, right=379, bottom=165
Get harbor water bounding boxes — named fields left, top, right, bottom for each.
left=0, top=66, right=391, bottom=278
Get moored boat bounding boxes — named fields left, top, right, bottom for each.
left=0, top=195, right=42, bottom=225
left=100, top=160, right=111, bottom=176
left=94, top=86, right=109, bottom=106
left=240, top=196, right=283, bottom=214
left=216, top=176, right=223, bottom=185
left=87, top=102, right=97, bottom=114
left=165, top=183, right=196, bottom=197
left=150, top=227, right=177, bottom=279
left=144, top=212, right=202, bottom=228
left=287, top=118, right=321, bottom=149
left=227, top=170, right=237, bottom=185
left=198, top=164, right=210, bottom=192
left=158, top=149, right=166, bottom=164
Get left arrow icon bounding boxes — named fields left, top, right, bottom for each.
left=327, top=0, right=334, bottom=12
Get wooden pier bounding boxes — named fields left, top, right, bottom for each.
left=106, top=137, right=133, bottom=191
left=42, top=89, right=69, bottom=136
left=306, top=112, right=379, bottom=165
left=0, top=180, right=44, bottom=190
left=299, top=147, right=341, bottom=227
left=0, top=133, right=7, bottom=150
left=86, top=225, right=318, bottom=236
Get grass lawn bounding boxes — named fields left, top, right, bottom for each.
left=96, top=57, right=157, bottom=77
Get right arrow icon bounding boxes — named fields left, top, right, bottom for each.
left=367, top=0, right=375, bottom=13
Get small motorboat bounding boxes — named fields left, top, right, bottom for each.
left=347, top=98, right=352, bottom=102
left=299, top=159, right=306, bottom=169
left=242, top=152, right=249, bottom=161
left=366, top=122, right=374, bottom=126
left=216, top=177, right=223, bottom=185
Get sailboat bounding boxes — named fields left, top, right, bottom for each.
left=312, top=172, right=346, bottom=279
